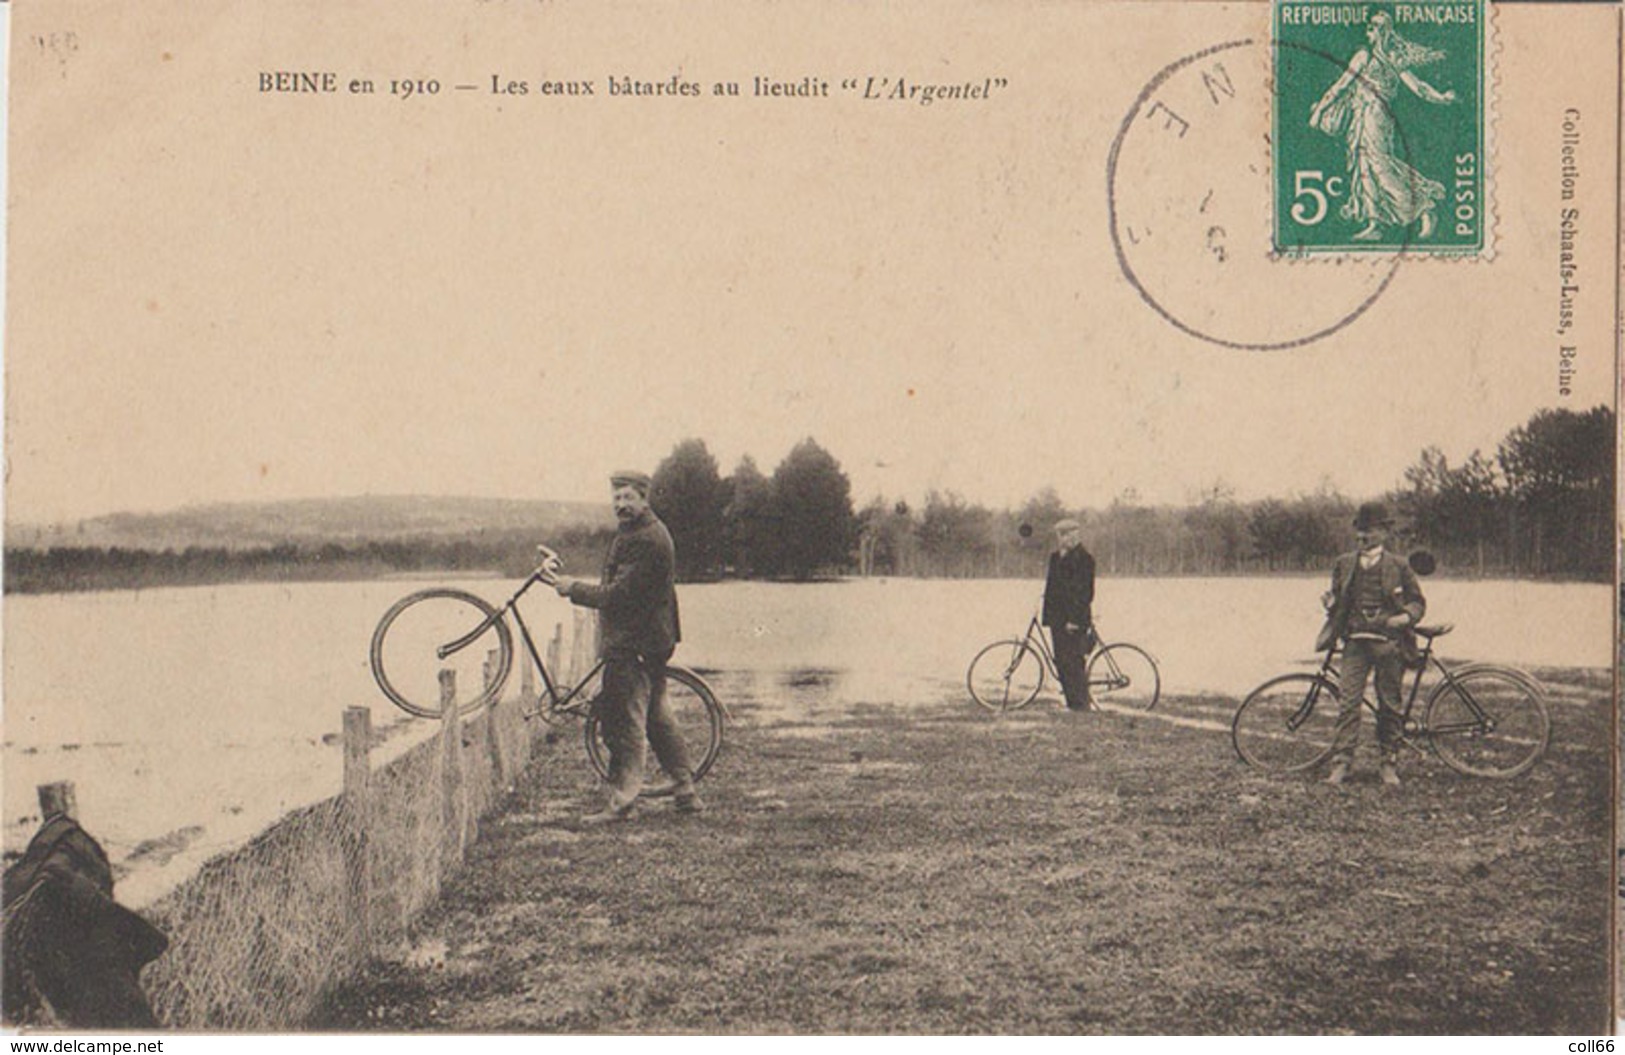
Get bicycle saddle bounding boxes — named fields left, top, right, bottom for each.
left=1414, top=623, right=1453, bottom=639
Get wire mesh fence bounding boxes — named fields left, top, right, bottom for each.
left=132, top=633, right=576, bottom=1030
left=4, top=606, right=602, bottom=1031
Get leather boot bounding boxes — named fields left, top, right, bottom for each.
left=670, top=771, right=705, bottom=813
left=580, top=791, right=638, bottom=826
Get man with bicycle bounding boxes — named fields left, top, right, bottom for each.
left=1319, top=501, right=1426, bottom=786
left=551, top=470, right=705, bottom=823
left=1043, top=518, right=1096, bottom=711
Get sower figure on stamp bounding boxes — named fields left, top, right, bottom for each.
left=1308, top=10, right=1457, bottom=242
left=552, top=470, right=705, bottom=824
left=1042, top=518, right=1097, bottom=712
left=1318, top=501, right=1426, bottom=786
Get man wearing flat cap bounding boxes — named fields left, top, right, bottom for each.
left=1042, top=518, right=1096, bottom=711
left=1318, top=501, right=1426, bottom=786
left=552, top=469, right=703, bottom=823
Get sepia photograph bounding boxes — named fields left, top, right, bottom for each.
left=1, top=0, right=1617, bottom=1037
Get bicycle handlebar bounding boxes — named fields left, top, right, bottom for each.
left=534, top=544, right=564, bottom=585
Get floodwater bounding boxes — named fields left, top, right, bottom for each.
left=2, top=574, right=1612, bottom=905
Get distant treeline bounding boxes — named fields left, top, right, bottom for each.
left=645, top=407, right=1614, bottom=583
left=4, top=528, right=616, bottom=595
left=6, top=406, right=1613, bottom=593
left=1395, top=405, right=1614, bottom=579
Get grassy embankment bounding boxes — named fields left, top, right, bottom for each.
left=318, top=667, right=1611, bottom=1034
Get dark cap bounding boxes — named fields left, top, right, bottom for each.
left=610, top=470, right=652, bottom=495
left=1352, top=502, right=1393, bottom=530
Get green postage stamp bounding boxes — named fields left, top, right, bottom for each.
left=1274, top=0, right=1487, bottom=254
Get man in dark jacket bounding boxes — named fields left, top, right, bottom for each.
left=1319, top=501, right=1426, bottom=786
left=553, top=470, right=703, bottom=823
left=1042, top=518, right=1096, bottom=711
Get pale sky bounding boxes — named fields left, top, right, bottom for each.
left=2, top=1, right=1615, bottom=525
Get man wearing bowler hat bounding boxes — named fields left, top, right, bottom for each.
left=1042, top=518, right=1096, bottom=711
left=551, top=469, right=704, bottom=823
left=1319, top=501, right=1426, bottom=786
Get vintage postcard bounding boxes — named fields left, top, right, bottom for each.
left=1, top=0, right=1618, bottom=1038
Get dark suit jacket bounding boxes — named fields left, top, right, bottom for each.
left=565, top=511, right=682, bottom=659
left=1042, top=545, right=1095, bottom=628
left=1317, top=548, right=1426, bottom=651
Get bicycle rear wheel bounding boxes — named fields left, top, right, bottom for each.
left=370, top=589, right=513, bottom=718
left=584, top=666, right=725, bottom=785
left=1087, top=643, right=1160, bottom=711
left=966, top=639, right=1045, bottom=712
left=1424, top=667, right=1551, bottom=778
left=1231, top=674, right=1340, bottom=773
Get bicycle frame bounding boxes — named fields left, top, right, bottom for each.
left=1234, top=620, right=1549, bottom=778
left=1017, top=616, right=1060, bottom=680
left=967, top=606, right=1160, bottom=713
left=1303, top=632, right=1500, bottom=744
left=439, top=568, right=604, bottom=715
left=1015, top=615, right=1136, bottom=691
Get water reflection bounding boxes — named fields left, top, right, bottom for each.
left=699, top=666, right=975, bottom=728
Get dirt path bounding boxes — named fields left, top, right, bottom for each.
left=314, top=669, right=1612, bottom=1034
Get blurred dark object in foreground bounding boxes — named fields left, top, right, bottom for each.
left=3, top=814, right=168, bottom=1028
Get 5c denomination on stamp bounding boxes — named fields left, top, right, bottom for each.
left=1274, top=0, right=1487, bottom=254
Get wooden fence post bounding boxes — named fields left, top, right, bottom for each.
left=341, top=706, right=373, bottom=952
left=569, top=609, right=598, bottom=685
left=566, top=610, right=583, bottom=685
left=484, top=648, right=508, bottom=789
left=519, top=640, right=535, bottom=703
left=37, top=781, right=77, bottom=820
left=439, top=671, right=464, bottom=872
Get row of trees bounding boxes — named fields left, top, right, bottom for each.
left=1396, top=405, right=1614, bottom=578
left=853, top=485, right=1361, bottom=578
left=652, top=436, right=1363, bottom=581
left=652, top=438, right=856, bottom=580
left=647, top=406, right=1613, bottom=582
left=8, top=406, right=1611, bottom=592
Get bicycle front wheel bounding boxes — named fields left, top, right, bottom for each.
left=1231, top=674, right=1340, bottom=773
left=1424, top=667, right=1551, bottom=778
left=1087, top=643, right=1161, bottom=711
left=370, top=589, right=513, bottom=718
left=584, top=665, right=726, bottom=785
left=966, top=639, right=1045, bottom=712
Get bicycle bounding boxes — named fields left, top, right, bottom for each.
left=369, top=546, right=725, bottom=788
left=1230, top=622, right=1551, bottom=778
left=966, top=609, right=1160, bottom=713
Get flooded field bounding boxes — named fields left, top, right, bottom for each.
left=2, top=574, right=1612, bottom=905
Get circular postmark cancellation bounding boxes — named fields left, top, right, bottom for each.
left=1108, top=39, right=1409, bottom=351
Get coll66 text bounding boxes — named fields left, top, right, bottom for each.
left=1568, top=1041, right=1615, bottom=1052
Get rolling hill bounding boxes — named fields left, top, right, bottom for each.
left=6, top=495, right=612, bottom=551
